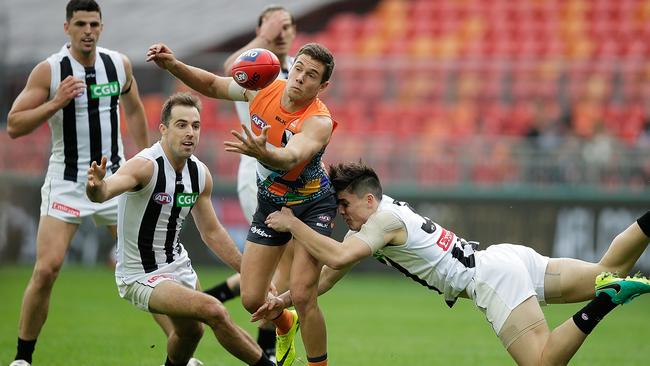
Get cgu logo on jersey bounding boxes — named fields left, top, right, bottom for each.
left=90, top=81, right=120, bottom=99
left=176, top=192, right=198, bottom=207
left=153, top=192, right=172, bottom=205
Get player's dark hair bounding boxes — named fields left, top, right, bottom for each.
left=329, top=161, right=382, bottom=200
left=160, top=93, right=201, bottom=127
left=258, top=5, right=295, bottom=26
left=295, top=43, right=335, bottom=83
left=66, top=0, right=101, bottom=21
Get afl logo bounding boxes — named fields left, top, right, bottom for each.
left=251, top=114, right=267, bottom=129
left=153, top=192, right=172, bottom=205
left=234, top=70, right=248, bottom=83
left=318, top=215, right=331, bottom=222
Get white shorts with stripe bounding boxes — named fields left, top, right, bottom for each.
left=40, top=176, right=118, bottom=225
left=116, top=254, right=198, bottom=312
left=465, top=244, right=549, bottom=335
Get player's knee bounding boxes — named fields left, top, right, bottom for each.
left=203, top=301, right=231, bottom=327
left=290, top=287, right=317, bottom=311
left=175, top=322, right=204, bottom=343
left=241, top=294, right=265, bottom=314
left=32, top=262, right=63, bottom=288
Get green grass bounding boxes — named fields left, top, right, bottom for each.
left=1, top=265, right=649, bottom=365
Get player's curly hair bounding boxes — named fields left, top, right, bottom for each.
left=329, top=161, right=382, bottom=199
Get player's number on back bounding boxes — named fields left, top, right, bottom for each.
left=392, top=200, right=436, bottom=234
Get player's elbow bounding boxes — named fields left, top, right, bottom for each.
left=327, top=252, right=354, bottom=270
left=6, top=118, right=23, bottom=139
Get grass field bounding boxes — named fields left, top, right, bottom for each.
left=1, top=265, right=649, bottom=365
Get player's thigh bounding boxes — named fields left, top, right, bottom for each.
left=273, top=240, right=295, bottom=292
left=290, top=240, right=321, bottom=290
left=544, top=258, right=601, bottom=304
left=504, top=296, right=549, bottom=366
left=240, top=241, right=286, bottom=301
left=148, top=280, right=219, bottom=320
left=34, top=215, right=78, bottom=268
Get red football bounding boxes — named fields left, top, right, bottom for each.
left=231, top=48, right=281, bottom=90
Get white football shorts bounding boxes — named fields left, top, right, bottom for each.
left=40, top=176, right=118, bottom=225
left=466, top=244, right=549, bottom=336
left=117, top=255, right=198, bottom=312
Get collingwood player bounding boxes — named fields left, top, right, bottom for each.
left=86, top=92, right=274, bottom=366
left=256, top=161, right=650, bottom=366
left=6, top=1, right=148, bottom=365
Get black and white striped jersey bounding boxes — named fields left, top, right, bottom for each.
left=115, top=142, right=206, bottom=280
left=354, top=195, right=477, bottom=308
left=46, top=44, right=127, bottom=182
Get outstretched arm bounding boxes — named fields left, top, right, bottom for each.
left=146, top=43, right=251, bottom=101
left=191, top=165, right=242, bottom=272
left=7, top=61, right=85, bottom=138
left=224, top=114, right=334, bottom=171
left=86, top=156, right=152, bottom=203
left=251, top=264, right=353, bottom=322
left=265, top=207, right=373, bottom=269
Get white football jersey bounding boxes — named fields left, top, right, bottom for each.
left=115, top=142, right=206, bottom=283
left=46, top=44, right=127, bottom=182
left=352, top=195, right=476, bottom=307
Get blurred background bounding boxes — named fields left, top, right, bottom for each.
left=1, top=0, right=649, bottom=270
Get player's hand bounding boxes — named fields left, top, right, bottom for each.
left=145, top=43, right=177, bottom=70
left=224, top=124, right=270, bottom=159
left=86, top=156, right=107, bottom=202
left=258, top=11, right=291, bottom=44
left=251, top=296, right=285, bottom=322
left=265, top=207, right=296, bottom=232
left=52, top=75, right=86, bottom=108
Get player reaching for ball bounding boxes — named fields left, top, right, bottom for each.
left=202, top=5, right=298, bottom=362
left=147, top=42, right=337, bottom=366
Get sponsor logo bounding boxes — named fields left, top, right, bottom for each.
left=581, top=313, right=589, bottom=321
left=234, top=70, right=248, bottom=83
left=251, top=114, right=267, bottom=129
left=275, top=115, right=287, bottom=125
left=288, top=119, right=298, bottom=129
left=242, top=72, right=261, bottom=89
left=90, top=81, right=120, bottom=98
left=315, top=222, right=329, bottom=228
left=51, top=202, right=80, bottom=217
left=436, top=229, right=455, bottom=251
left=238, top=49, right=261, bottom=62
left=176, top=192, right=198, bottom=207
left=153, top=192, right=173, bottom=205
left=318, top=215, right=332, bottom=222
left=250, top=226, right=272, bottom=238
left=147, top=274, right=175, bottom=284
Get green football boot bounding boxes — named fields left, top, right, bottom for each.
left=276, top=309, right=300, bottom=366
left=595, top=272, right=650, bottom=305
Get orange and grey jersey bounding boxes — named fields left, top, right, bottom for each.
left=115, top=142, right=206, bottom=280
left=249, top=79, right=337, bottom=206
left=46, top=44, right=127, bottom=182
left=350, top=195, right=477, bottom=308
